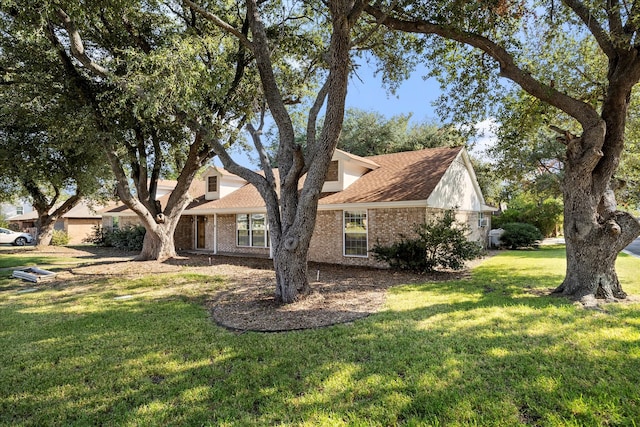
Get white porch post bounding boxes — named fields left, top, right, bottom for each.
left=213, top=213, right=217, bottom=255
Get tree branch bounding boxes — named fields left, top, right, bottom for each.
left=364, top=4, right=602, bottom=128
left=305, top=78, right=330, bottom=149
left=244, top=0, right=296, bottom=151
left=562, top=0, right=616, bottom=57
left=183, top=0, right=253, bottom=49
left=54, top=8, right=110, bottom=77
left=607, top=0, right=625, bottom=38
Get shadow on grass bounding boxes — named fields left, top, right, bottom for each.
left=1, top=248, right=640, bottom=425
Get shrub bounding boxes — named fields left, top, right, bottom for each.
left=104, top=225, right=146, bottom=251
left=85, top=225, right=146, bottom=251
left=499, top=222, right=543, bottom=249
left=84, top=225, right=106, bottom=245
left=371, top=209, right=483, bottom=273
left=0, top=213, right=8, bottom=228
left=492, top=198, right=563, bottom=237
left=50, top=230, right=70, bottom=246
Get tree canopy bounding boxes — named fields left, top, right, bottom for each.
left=365, top=0, right=640, bottom=301
left=0, top=9, right=112, bottom=245
left=336, top=108, right=464, bottom=157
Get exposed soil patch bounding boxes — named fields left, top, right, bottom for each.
left=14, top=246, right=497, bottom=332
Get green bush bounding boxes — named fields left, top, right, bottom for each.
left=499, top=222, right=543, bottom=249
left=492, top=198, right=563, bottom=237
left=50, top=230, right=70, bottom=246
left=105, top=225, right=146, bottom=251
left=84, top=225, right=106, bottom=245
left=85, top=225, right=146, bottom=251
left=371, top=209, right=483, bottom=273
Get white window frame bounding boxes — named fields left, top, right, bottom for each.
left=478, top=212, right=487, bottom=228
left=343, top=210, right=368, bottom=258
left=207, top=175, right=218, bottom=193
left=236, top=213, right=269, bottom=248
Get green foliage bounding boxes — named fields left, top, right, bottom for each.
left=101, top=225, right=146, bottom=252
left=337, top=108, right=464, bottom=157
left=499, top=222, right=543, bottom=249
left=50, top=230, right=69, bottom=246
left=84, top=225, right=107, bottom=246
left=372, top=209, right=482, bottom=272
left=493, top=198, right=563, bottom=237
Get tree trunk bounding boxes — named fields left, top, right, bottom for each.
left=272, top=244, right=312, bottom=304
left=554, top=154, right=640, bottom=302
left=36, top=220, right=55, bottom=247
left=136, top=222, right=178, bottom=261
left=555, top=212, right=640, bottom=302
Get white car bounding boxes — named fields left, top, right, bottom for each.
left=0, top=227, right=34, bottom=246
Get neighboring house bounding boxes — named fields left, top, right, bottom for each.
left=9, top=200, right=116, bottom=244
left=102, top=147, right=495, bottom=267
left=0, top=199, right=34, bottom=220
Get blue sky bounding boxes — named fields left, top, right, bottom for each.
left=345, top=62, right=439, bottom=123
left=227, top=60, right=495, bottom=167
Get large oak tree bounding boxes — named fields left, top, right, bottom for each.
left=1, top=1, right=260, bottom=259
left=0, top=12, right=112, bottom=246
left=365, top=1, right=640, bottom=302
left=186, top=0, right=375, bottom=302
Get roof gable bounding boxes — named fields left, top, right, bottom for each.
left=105, top=147, right=474, bottom=215
left=318, top=147, right=463, bottom=205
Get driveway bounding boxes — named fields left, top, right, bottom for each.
left=624, top=237, right=640, bottom=258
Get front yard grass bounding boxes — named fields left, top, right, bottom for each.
left=1, top=246, right=639, bottom=426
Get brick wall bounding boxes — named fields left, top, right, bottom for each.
left=454, top=210, right=490, bottom=248
left=174, top=216, right=194, bottom=251
left=216, top=214, right=270, bottom=256
left=103, top=206, right=488, bottom=262
left=308, top=207, right=428, bottom=267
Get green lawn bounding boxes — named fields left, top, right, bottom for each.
left=1, top=247, right=639, bottom=426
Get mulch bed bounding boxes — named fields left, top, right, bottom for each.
left=17, top=246, right=495, bottom=332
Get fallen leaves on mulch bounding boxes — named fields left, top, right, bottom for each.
left=33, top=246, right=496, bottom=332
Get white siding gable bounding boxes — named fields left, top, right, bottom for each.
left=322, top=149, right=379, bottom=192
left=202, top=166, right=246, bottom=201
left=426, top=150, right=486, bottom=211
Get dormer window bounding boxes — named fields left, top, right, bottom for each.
left=207, top=176, right=218, bottom=193
left=203, top=166, right=247, bottom=201
left=321, top=150, right=379, bottom=193
left=325, top=160, right=339, bottom=182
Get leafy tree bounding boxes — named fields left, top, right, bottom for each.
left=1, top=0, right=261, bottom=259
left=493, top=196, right=564, bottom=237
left=366, top=1, right=640, bottom=302
left=337, top=108, right=463, bottom=156
left=185, top=0, right=417, bottom=302
left=0, top=28, right=112, bottom=247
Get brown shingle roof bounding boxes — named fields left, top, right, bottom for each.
left=103, top=147, right=464, bottom=214
left=319, top=147, right=462, bottom=205
left=9, top=200, right=118, bottom=220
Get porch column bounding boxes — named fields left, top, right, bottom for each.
left=213, top=213, right=217, bottom=255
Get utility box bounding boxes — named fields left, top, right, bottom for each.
left=488, top=228, right=504, bottom=248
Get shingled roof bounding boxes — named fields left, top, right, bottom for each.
left=103, top=146, right=465, bottom=214
left=318, top=147, right=462, bottom=205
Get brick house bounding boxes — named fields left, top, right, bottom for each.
left=102, top=146, right=494, bottom=267
left=9, top=200, right=116, bottom=244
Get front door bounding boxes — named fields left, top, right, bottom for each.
left=196, top=216, right=206, bottom=249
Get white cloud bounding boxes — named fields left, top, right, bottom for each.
left=469, top=118, right=499, bottom=161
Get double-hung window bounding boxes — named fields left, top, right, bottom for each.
left=207, top=176, right=218, bottom=192
left=344, top=210, right=368, bottom=257
left=236, top=214, right=269, bottom=248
